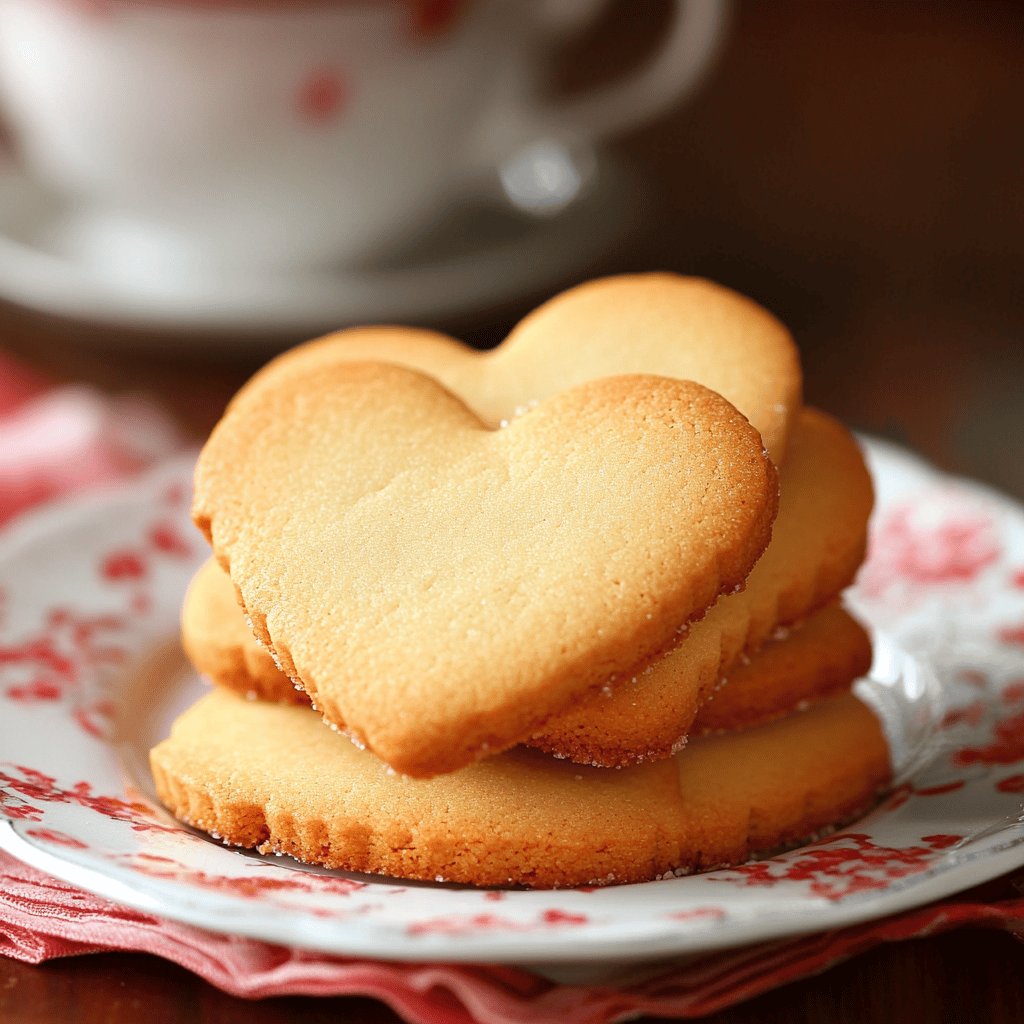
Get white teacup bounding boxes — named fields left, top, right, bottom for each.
left=0, top=0, right=726, bottom=274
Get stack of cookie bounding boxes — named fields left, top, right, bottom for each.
left=151, top=275, right=890, bottom=888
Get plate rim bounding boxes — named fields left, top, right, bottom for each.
left=5, top=809, right=1024, bottom=965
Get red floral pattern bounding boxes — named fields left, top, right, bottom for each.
left=0, top=612, right=126, bottom=750
left=665, top=906, right=727, bottom=922
left=716, top=833, right=966, bottom=902
left=126, top=857, right=369, bottom=900
left=955, top=710, right=1024, bottom=767
left=942, top=702, right=986, bottom=729
left=0, top=765, right=183, bottom=837
left=24, top=828, right=88, bottom=849
left=859, top=495, right=1001, bottom=600
left=1002, top=681, right=1024, bottom=704
left=407, top=909, right=588, bottom=937
left=998, top=622, right=1024, bottom=645
left=296, top=70, right=349, bottom=125
left=0, top=481, right=194, bottom=738
left=915, top=781, right=965, bottom=797
left=996, top=775, right=1024, bottom=794
left=101, top=551, right=146, bottom=581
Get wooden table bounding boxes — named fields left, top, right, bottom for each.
left=2, top=2, right=1023, bottom=1020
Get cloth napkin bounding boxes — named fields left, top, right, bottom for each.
left=0, top=349, right=1022, bottom=1023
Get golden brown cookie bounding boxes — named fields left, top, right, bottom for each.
left=241, top=274, right=801, bottom=465
left=692, top=604, right=872, bottom=735
left=151, top=688, right=890, bottom=889
left=181, top=557, right=303, bottom=705
left=188, top=406, right=869, bottom=770
left=181, top=563, right=871, bottom=742
left=194, top=364, right=778, bottom=778
left=529, top=407, right=874, bottom=766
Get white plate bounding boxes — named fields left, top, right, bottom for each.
left=0, top=155, right=636, bottom=339
left=1, top=440, right=1024, bottom=968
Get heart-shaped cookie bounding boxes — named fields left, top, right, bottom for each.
left=189, top=406, right=871, bottom=768
left=244, top=274, right=801, bottom=465
left=529, top=408, right=874, bottom=765
left=183, top=561, right=869, bottom=738
left=194, top=363, right=777, bottom=777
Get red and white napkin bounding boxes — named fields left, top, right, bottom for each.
left=0, top=357, right=181, bottom=530
left=0, top=349, right=1022, bottom=1023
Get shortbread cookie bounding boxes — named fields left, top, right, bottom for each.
left=181, top=557, right=302, bottom=705
left=182, top=564, right=870, bottom=740
left=530, top=408, right=873, bottom=766
left=194, top=365, right=778, bottom=778
left=151, top=688, right=890, bottom=889
left=692, top=604, right=872, bottom=735
left=241, top=274, right=801, bottom=465
left=188, top=406, right=869, bottom=769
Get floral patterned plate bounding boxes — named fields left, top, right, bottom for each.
left=1, top=441, right=1023, bottom=967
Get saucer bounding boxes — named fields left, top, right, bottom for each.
left=0, top=156, right=639, bottom=340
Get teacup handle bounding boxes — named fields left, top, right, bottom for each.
left=471, top=0, right=729, bottom=168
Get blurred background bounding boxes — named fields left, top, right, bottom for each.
left=0, top=0, right=1021, bottom=497
left=1, top=5, right=1023, bottom=1017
